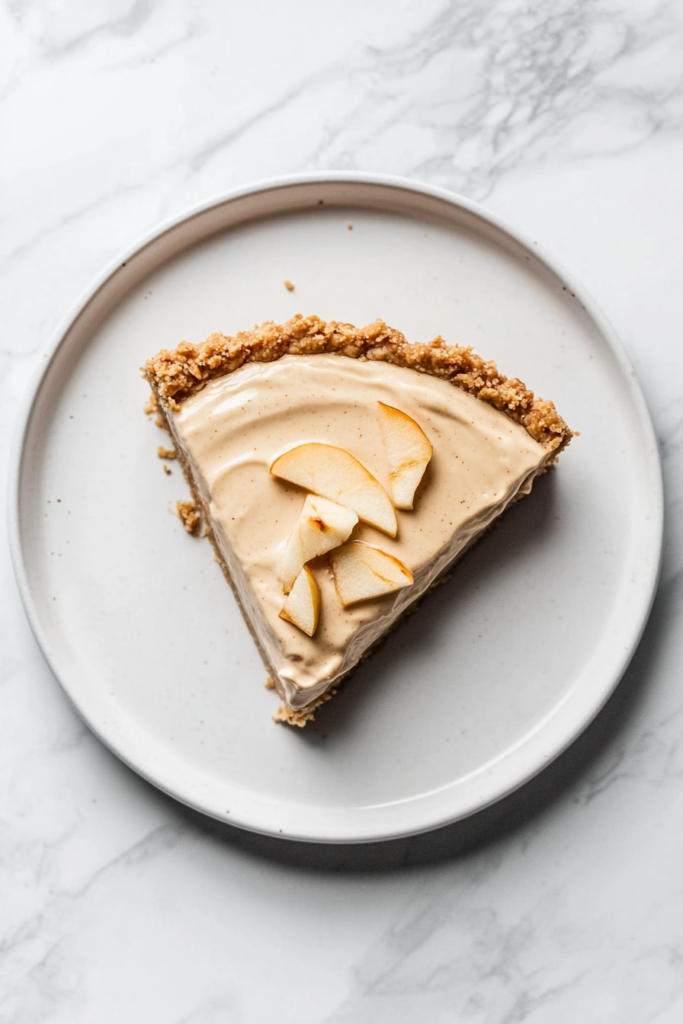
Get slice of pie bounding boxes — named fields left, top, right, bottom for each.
left=143, top=314, right=572, bottom=726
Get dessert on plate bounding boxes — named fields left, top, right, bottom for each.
left=143, top=314, right=572, bottom=725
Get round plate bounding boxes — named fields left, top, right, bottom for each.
left=9, top=174, right=662, bottom=843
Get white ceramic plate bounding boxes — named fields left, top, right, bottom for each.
left=9, top=174, right=662, bottom=843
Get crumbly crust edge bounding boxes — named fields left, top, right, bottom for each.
left=142, top=314, right=573, bottom=455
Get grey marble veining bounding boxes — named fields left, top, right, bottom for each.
left=3, top=1, right=683, bottom=1021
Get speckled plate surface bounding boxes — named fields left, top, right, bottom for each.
left=9, top=174, right=662, bottom=842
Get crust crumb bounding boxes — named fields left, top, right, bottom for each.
left=157, top=446, right=177, bottom=459
left=264, top=677, right=275, bottom=690
left=163, top=464, right=172, bottom=475
left=274, top=704, right=315, bottom=727
left=284, top=280, right=295, bottom=292
left=143, top=391, right=158, bottom=416
left=176, top=500, right=200, bottom=534
left=273, top=688, right=338, bottom=728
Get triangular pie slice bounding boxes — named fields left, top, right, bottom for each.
left=143, top=315, right=572, bottom=726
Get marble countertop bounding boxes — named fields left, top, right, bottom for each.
left=3, top=2, right=683, bottom=1021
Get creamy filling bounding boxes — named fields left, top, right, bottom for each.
left=172, top=354, right=549, bottom=709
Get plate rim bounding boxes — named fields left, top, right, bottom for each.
left=8, top=171, right=664, bottom=843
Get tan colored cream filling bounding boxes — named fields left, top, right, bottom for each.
left=172, top=354, right=549, bottom=709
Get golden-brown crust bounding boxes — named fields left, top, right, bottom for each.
left=142, top=314, right=573, bottom=454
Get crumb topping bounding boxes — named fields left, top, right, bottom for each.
left=143, top=314, right=573, bottom=453
left=157, top=446, right=176, bottom=459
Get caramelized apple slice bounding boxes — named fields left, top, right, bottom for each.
left=377, top=402, right=432, bottom=510
left=330, top=542, right=413, bottom=607
left=279, top=495, right=358, bottom=593
left=279, top=565, right=320, bottom=636
left=270, top=443, right=397, bottom=537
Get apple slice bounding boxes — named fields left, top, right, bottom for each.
left=270, top=443, right=397, bottom=537
left=330, top=542, right=413, bottom=607
left=279, top=495, right=358, bottom=593
left=279, top=565, right=320, bottom=636
left=377, top=402, right=433, bottom=510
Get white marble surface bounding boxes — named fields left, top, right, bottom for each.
left=3, top=1, right=683, bottom=1020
